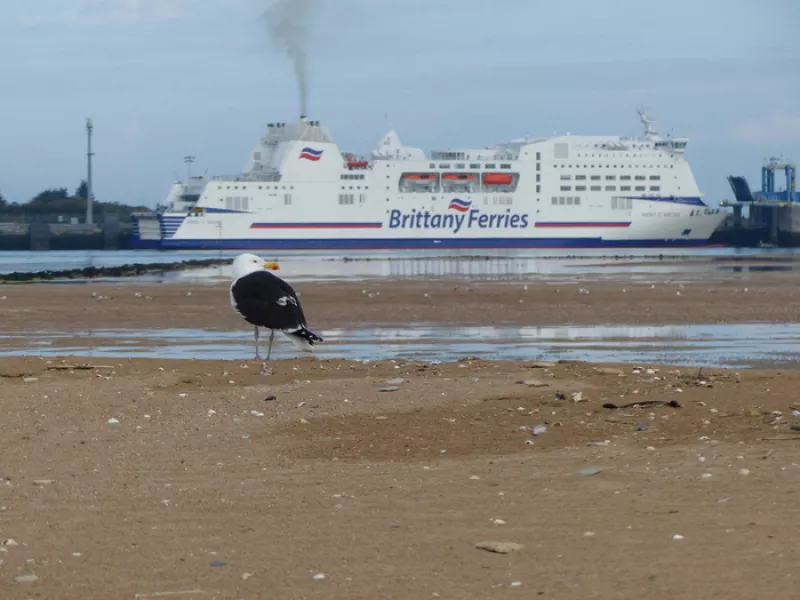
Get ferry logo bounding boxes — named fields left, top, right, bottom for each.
left=299, top=147, right=323, bottom=161
left=448, top=198, right=472, bottom=212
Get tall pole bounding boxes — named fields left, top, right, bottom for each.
left=184, top=155, right=195, bottom=180
left=86, top=118, right=94, bottom=225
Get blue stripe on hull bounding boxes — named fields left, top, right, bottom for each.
left=144, top=237, right=718, bottom=250
left=131, top=239, right=166, bottom=250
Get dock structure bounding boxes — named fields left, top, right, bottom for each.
left=721, top=158, right=799, bottom=246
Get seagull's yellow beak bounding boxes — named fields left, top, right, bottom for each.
left=264, top=261, right=280, bottom=271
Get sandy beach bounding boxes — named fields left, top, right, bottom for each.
left=2, top=270, right=800, bottom=598
left=2, top=355, right=800, bottom=599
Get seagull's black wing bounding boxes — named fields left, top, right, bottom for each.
left=230, top=270, right=307, bottom=330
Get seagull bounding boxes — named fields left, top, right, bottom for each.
left=229, top=253, right=324, bottom=360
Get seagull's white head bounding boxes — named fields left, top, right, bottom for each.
left=231, top=253, right=280, bottom=279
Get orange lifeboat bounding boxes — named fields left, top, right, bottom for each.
left=403, top=173, right=438, bottom=181
left=443, top=173, right=475, bottom=181
left=482, top=173, right=513, bottom=185
left=347, top=160, right=369, bottom=168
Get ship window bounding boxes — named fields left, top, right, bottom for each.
left=456, top=163, right=466, bottom=169
left=614, top=197, right=632, bottom=209
left=635, top=175, right=646, bottom=181
left=620, top=175, right=631, bottom=180
left=470, top=163, right=480, bottom=169
left=284, top=194, right=292, bottom=205
left=605, top=186, right=616, bottom=191
left=551, top=197, right=557, bottom=205
left=575, top=175, right=586, bottom=180
left=560, top=174, right=571, bottom=180
left=635, top=186, right=646, bottom=191
left=536, top=185, right=541, bottom=193
left=536, top=174, right=541, bottom=182
left=500, top=163, right=512, bottom=169
left=438, top=164, right=450, bottom=168
left=620, top=185, right=631, bottom=191
left=590, top=186, right=601, bottom=191
left=650, top=186, right=661, bottom=191
left=574, top=197, right=581, bottom=205
left=536, top=152, right=541, bottom=160
left=590, top=175, right=601, bottom=181
left=485, top=163, right=496, bottom=169
left=650, top=175, right=661, bottom=180
left=575, top=185, right=587, bottom=191
left=536, top=163, right=541, bottom=171
left=606, top=175, right=616, bottom=180
left=560, top=185, right=571, bottom=191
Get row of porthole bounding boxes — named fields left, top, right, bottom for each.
left=553, top=164, right=676, bottom=169
left=217, top=185, right=294, bottom=191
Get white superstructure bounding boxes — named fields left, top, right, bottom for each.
left=132, top=110, right=727, bottom=249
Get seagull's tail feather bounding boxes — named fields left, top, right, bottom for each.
left=282, top=326, right=324, bottom=353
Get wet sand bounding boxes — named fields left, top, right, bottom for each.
left=1, top=276, right=800, bottom=334
left=2, top=273, right=800, bottom=598
left=2, top=356, right=800, bottom=598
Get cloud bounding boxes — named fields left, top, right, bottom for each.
left=732, top=114, right=800, bottom=144
left=19, top=0, right=202, bottom=26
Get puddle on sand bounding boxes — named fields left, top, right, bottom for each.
left=1, top=323, right=799, bottom=369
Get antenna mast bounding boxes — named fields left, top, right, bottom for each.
left=86, top=118, right=94, bottom=225
left=184, top=155, right=195, bottom=180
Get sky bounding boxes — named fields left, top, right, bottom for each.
left=1, top=0, right=798, bottom=208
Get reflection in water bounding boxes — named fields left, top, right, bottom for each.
left=1, top=322, right=798, bottom=369
left=4, top=247, right=800, bottom=283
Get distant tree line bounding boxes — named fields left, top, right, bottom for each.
left=0, top=182, right=148, bottom=223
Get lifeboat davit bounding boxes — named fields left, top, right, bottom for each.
left=403, top=173, right=438, bottom=181
left=443, top=173, right=475, bottom=181
left=482, top=173, right=513, bottom=185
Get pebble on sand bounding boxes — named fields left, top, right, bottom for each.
left=475, top=541, right=524, bottom=554
left=579, top=467, right=603, bottom=477
left=14, top=574, right=39, bottom=583
left=519, top=379, right=548, bottom=388
left=594, top=367, right=625, bottom=376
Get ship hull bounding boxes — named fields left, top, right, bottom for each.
left=133, top=203, right=727, bottom=250
left=151, top=237, right=719, bottom=250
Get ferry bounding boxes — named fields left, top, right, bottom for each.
left=131, top=110, right=727, bottom=250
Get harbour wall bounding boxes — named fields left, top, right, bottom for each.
left=0, top=217, right=134, bottom=251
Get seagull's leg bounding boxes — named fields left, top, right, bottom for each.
left=266, top=330, right=275, bottom=360
left=254, top=326, right=261, bottom=360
